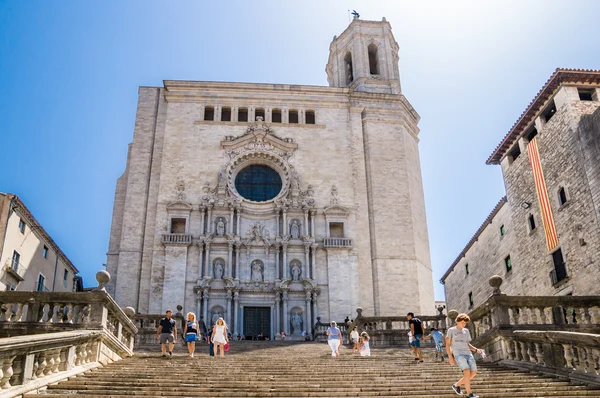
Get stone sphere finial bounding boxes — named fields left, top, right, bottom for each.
left=123, top=307, right=135, bottom=318
left=448, top=309, right=459, bottom=322
left=95, top=270, right=110, bottom=291
left=489, top=275, right=503, bottom=295
left=437, top=305, right=445, bottom=315
left=356, top=307, right=363, bottom=318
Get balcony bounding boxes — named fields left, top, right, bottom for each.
left=4, top=259, right=26, bottom=282
left=323, top=237, right=353, bottom=248
left=550, top=263, right=569, bottom=286
left=161, top=233, right=192, bottom=245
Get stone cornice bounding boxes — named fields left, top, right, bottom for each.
left=487, top=68, right=600, bottom=165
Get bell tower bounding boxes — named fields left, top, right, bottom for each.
left=326, top=17, right=401, bottom=94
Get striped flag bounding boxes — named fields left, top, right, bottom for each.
left=527, top=137, right=559, bottom=251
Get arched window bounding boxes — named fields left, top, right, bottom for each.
left=221, top=107, right=231, bottom=122
left=272, top=108, right=282, bottom=123
left=238, top=107, right=248, bottom=122
left=344, top=52, right=353, bottom=84
left=368, top=43, right=378, bottom=75
left=306, top=110, right=315, bottom=124
left=204, top=106, right=214, bottom=121
left=255, top=107, right=265, bottom=121
left=289, top=110, right=299, bottom=124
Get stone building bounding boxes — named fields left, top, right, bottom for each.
left=441, top=69, right=600, bottom=314
left=106, top=17, right=435, bottom=339
left=0, top=193, right=81, bottom=292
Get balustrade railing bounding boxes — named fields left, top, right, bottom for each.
left=4, top=259, right=27, bottom=281
left=161, top=233, right=192, bottom=245
left=323, top=238, right=352, bottom=248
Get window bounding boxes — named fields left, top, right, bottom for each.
left=468, top=292, right=474, bottom=307
left=528, top=214, right=536, bottom=231
left=329, top=222, right=344, bottom=238
left=255, top=108, right=265, bottom=121
left=306, top=110, right=315, bottom=124
left=18, top=218, right=25, bottom=233
left=525, top=126, right=538, bottom=142
left=238, top=107, right=248, bottom=122
left=63, top=269, right=69, bottom=288
left=204, top=106, right=214, bottom=121
left=505, top=255, right=512, bottom=272
left=5, top=282, right=16, bottom=291
left=542, top=100, right=556, bottom=123
left=272, top=109, right=282, bottom=123
left=551, top=248, right=568, bottom=285
left=578, top=88, right=595, bottom=101
left=234, top=165, right=282, bottom=202
left=500, top=224, right=505, bottom=236
left=367, top=43, right=379, bottom=75
left=344, top=52, right=353, bottom=84
left=170, top=218, right=186, bottom=234
left=558, top=187, right=568, bottom=206
left=465, top=263, right=469, bottom=275
left=37, top=274, right=46, bottom=292
left=42, top=245, right=48, bottom=259
left=508, top=145, right=521, bottom=162
left=11, top=251, right=20, bottom=271
left=289, top=110, right=299, bottom=124
left=221, top=107, right=231, bottom=122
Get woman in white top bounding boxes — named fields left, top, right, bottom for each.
left=359, top=331, right=371, bottom=356
left=211, top=317, right=228, bottom=357
left=350, top=326, right=360, bottom=353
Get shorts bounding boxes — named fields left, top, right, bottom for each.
left=352, top=338, right=359, bottom=342
left=412, top=334, right=422, bottom=348
left=185, top=333, right=197, bottom=343
left=455, top=353, right=477, bottom=372
left=435, top=342, right=443, bottom=352
left=160, top=333, right=174, bottom=344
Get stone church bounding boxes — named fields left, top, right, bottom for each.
left=106, top=17, right=435, bottom=339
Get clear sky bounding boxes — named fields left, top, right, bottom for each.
left=1, top=0, right=600, bottom=302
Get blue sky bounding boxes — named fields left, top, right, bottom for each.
left=1, top=0, right=600, bottom=302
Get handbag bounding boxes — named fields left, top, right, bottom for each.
left=224, top=343, right=230, bottom=352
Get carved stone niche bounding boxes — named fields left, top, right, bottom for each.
left=289, top=218, right=302, bottom=239
left=166, top=202, right=193, bottom=234
left=323, top=205, right=350, bottom=239
left=214, top=216, right=228, bottom=237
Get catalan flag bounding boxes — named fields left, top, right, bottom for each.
left=527, top=137, right=559, bottom=251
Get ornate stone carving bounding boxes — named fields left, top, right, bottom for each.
left=290, top=261, right=302, bottom=281
left=290, top=312, right=303, bottom=334
left=290, top=219, right=301, bottom=239
left=243, top=222, right=272, bottom=247
left=175, top=179, right=186, bottom=202
left=251, top=260, right=264, bottom=282
left=213, top=259, right=225, bottom=280
left=330, top=185, right=340, bottom=205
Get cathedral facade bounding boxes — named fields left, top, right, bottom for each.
left=106, top=18, right=435, bottom=339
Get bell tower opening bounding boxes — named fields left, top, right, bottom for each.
left=368, top=43, right=378, bottom=75
left=344, top=52, right=354, bottom=85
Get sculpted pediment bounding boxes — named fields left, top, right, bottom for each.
left=221, top=121, right=298, bottom=154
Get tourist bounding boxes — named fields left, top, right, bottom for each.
left=280, top=330, right=286, bottom=341
left=350, top=326, right=360, bottom=353
left=358, top=331, right=371, bottom=356
left=326, top=321, right=342, bottom=357
left=408, top=330, right=416, bottom=357
left=211, top=317, right=229, bottom=357
left=183, top=312, right=198, bottom=358
left=156, top=309, right=177, bottom=358
left=407, top=312, right=424, bottom=362
left=423, top=327, right=445, bottom=361
left=447, top=313, right=483, bottom=398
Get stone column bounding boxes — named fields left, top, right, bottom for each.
left=311, top=244, right=318, bottom=280
left=305, top=291, right=312, bottom=335
left=236, top=208, right=241, bottom=236
left=226, top=289, right=232, bottom=327
left=313, top=291, right=319, bottom=320
left=275, top=245, right=281, bottom=280
left=283, top=291, right=289, bottom=334
left=233, top=291, right=240, bottom=337
left=282, top=244, right=288, bottom=279
left=206, top=206, right=213, bottom=234
left=227, top=242, right=233, bottom=278
left=303, top=244, right=310, bottom=280
left=198, top=241, right=204, bottom=278
left=274, top=293, right=281, bottom=337
left=310, top=210, right=316, bottom=237
left=282, top=209, right=287, bottom=233
left=200, top=206, right=206, bottom=234
left=203, top=289, right=209, bottom=323
left=205, top=243, right=212, bottom=278
left=276, top=210, right=280, bottom=236
left=195, top=293, right=201, bottom=321
left=304, top=209, right=309, bottom=236
left=229, top=208, right=235, bottom=234
left=235, top=243, right=241, bottom=280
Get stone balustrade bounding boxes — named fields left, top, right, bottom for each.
left=313, top=318, right=347, bottom=342
left=323, top=238, right=352, bottom=248
left=465, top=275, right=600, bottom=386
left=0, top=271, right=139, bottom=396
left=161, top=233, right=192, bottom=245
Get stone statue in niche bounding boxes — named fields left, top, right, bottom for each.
left=214, top=260, right=224, bottom=280
left=251, top=260, right=263, bottom=282
left=290, top=220, right=300, bottom=239
left=217, top=171, right=227, bottom=188
left=216, top=219, right=225, bottom=236
left=211, top=310, right=222, bottom=326
left=291, top=263, right=301, bottom=281
left=290, top=312, right=303, bottom=334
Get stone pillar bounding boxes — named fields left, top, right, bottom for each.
left=303, top=244, right=310, bottom=280
left=205, top=243, right=212, bottom=278
left=276, top=211, right=280, bottom=236
left=236, top=208, right=241, bottom=236
left=305, top=291, right=312, bottom=335
left=226, top=289, right=232, bottom=327
left=200, top=206, right=206, bottom=234
left=198, top=241, right=204, bottom=278
left=275, top=245, right=281, bottom=280
left=282, top=209, right=287, bottom=233
left=229, top=208, right=235, bottom=234
left=313, top=292, right=319, bottom=320
left=304, top=209, right=309, bottom=236
left=235, top=243, right=241, bottom=280
left=310, top=210, right=316, bottom=237
left=227, top=242, right=233, bottom=278
left=274, top=293, right=281, bottom=337
left=203, top=289, right=209, bottom=323
left=311, top=244, right=318, bottom=280
left=283, top=244, right=288, bottom=279
left=233, top=291, right=240, bottom=337
left=206, top=206, right=213, bottom=234
left=283, top=291, right=289, bottom=334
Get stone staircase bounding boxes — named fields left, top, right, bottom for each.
left=27, top=341, right=600, bottom=397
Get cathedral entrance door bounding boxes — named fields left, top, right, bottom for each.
left=243, top=307, right=270, bottom=340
